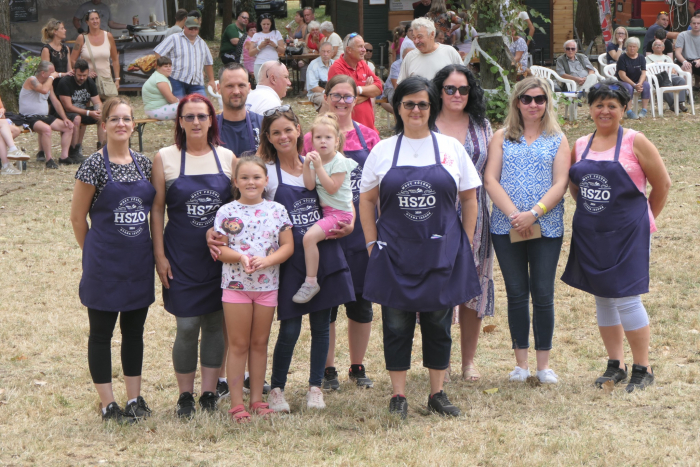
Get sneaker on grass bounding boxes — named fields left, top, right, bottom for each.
left=638, top=108, right=648, bottom=119
left=625, top=364, right=654, bottom=393
left=322, top=367, right=340, bottom=391
left=349, top=364, right=373, bottom=388
left=306, top=386, right=326, bottom=409
left=536, top=369, right=558, bottom=384
left=509, top=366, right=531, bottom=382
left=124, top=396, right=152, bottom=419
left=7, top=148, right=29, bottom=161
left=595, top=359, right=628, bottom=388
left=176, top=391, right=196, bottom=418
left=292, top=281, right=321, bottom=303
left=58, top=157, right=75, bottom=166
left=199, top=391, right=218, bottom=412
left=102, top=401, right=135, bottom=424
left=1, top=163, right=21, bottom=175
left=36, top=150, right=45, bottom=161
left=243, top=376, right=272, bottom=394
left=389, top=395, right=408, bottom=419
left=216, top=380, right=230, bottom=399
left=267, top=387, right=290, bottom=413
left=45, top=158, right=58, bottom=169
left=626, top=109, right=639, bottom=120
left=427, top=390, right=460, bottom=417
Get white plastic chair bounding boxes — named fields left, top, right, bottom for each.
left=645, top=62, right=695, bottom=116
left=602, top=63, right=654, bottom=116
left=529, top=66, right=578, bottom=120
left=207, top=80, right=223, bottom=110
left=598, top=53, right=608, bottom=74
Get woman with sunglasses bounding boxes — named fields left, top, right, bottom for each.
left=433, top=65, right=493, bottom=383
left=247, top=14, right=285, bottom=81
left=562, top=81, right=670, bottom=392
left=70, top=10, right=120, bottom=99
left=606, top=27, right=628, bottom=64
left=360, top=77, right=481, bottom=419
left=151, top=95, right=235, bottom=418
left=301, top=75, right=381, bottom=390
left=71, top=97, right=155, bottom=424
left=483, top=76, right=570, bottom=385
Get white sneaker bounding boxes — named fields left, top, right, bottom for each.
left=7, top=148, right=29, bottom=161
left=292, top=282, right=321, bottom=304
left=267, top=387, right=290, bottom=413
left=536, top=369, right=559, bottom=384
left=305, top=386, right=326, bottom=409
left=509, top=366, right=531, bottom=382
left=1, top=163, right=21, bottom=175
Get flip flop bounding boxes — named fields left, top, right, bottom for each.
left=462, top=365, right=481, bottom=382
left=228, top=404, right=251, bottom=423
left=250, top=401, right=275, bottom=419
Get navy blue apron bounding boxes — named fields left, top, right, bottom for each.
left=80, top=148, right=156, bottom=312
left=561, top=127, right=650, bottom=298
left=363, top=132, right=481, bottom=312
left=162, top=145, right=232, bottom=317
left=273, top=158, right=355, bottom=320
left=339, top=121, right=371, bottom=294
left=217, top=112, right=257, bottom=155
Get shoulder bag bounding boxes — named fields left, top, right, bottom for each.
left=84, top=33, right=118, bottom=98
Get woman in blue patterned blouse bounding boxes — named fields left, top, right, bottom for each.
left=483, top=76, right=571, bottom=385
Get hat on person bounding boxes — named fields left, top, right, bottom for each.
left=185, top=17, right=200, bottom=28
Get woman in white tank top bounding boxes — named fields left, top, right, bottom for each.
left=70, top=10, right=120, bottom=87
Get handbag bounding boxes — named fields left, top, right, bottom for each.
left=84, top=33, right=118, bottom=98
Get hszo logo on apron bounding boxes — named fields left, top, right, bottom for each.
left=113, top=197, right=147, bottom=237
left=397, top=180, right=437, bottom=221
left=350, top=165, right=363, bottom=202
left=289, top=197, right=320, bottom=234
left=579, top=174, right=612, bottom=213
left=186, top=189, right=223, bottom=228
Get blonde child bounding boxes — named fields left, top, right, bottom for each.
left=293, top=114, right=357, bottom=304
left=213, top=155, right=294, bottom=422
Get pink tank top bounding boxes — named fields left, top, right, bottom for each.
left=574, top=129, right=656, bottom=233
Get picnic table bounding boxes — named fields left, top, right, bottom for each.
left=279, top=51, right=321, bottom=95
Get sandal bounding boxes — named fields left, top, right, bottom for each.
left=250, top=401, right=275, bottom=418
left=462, top=364, right=481, bottom=382
left=228, top=404, right=251, bottom=423
left=444, top=363, right=452, bottom=383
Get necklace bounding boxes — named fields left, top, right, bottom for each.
left=403, top=135, right=429, bottom=157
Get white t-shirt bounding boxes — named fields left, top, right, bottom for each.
left=252, top=30, right=284, bottom=65
left=324, top=32, right=344, bottom=60
left=263, top=161, right=305, bottom=201
left=360, top=133, right=482, bottom=193
left=245, top=84, right=282, bottom=115
left=399, top=37, right=416, bottom=60
left=398, top=44, right=463, bottom=82
left=214, top=199, right=292, bottom=291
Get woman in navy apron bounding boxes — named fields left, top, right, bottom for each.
left=71, top=97, right=155, bottom=424
left=562, top=81, right=670, bottom=393
left=258, top=105, right=355, bottom=412
left=151, top=95, right=235, bottom=417
left=302, top=75, right=382, bottom=390
left=360, top=77, right=482, bottom=419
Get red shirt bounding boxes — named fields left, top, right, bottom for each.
left=328, top=54, right=383, bottom=131
left=307, top=33, right=325, bottom=51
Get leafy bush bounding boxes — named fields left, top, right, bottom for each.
left=484, top=67, right=513, bottom=123
left=1, top=54, right=41, bottom=99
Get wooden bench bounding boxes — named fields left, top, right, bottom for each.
left=119, top=83, right=144, bottom=96
left=130, top=118, right=160, bottom=153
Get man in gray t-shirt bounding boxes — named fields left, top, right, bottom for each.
left=674, top=15, right=700, bottom=83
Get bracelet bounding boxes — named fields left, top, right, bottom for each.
left=48, top=76, right=54, bottom=80
left=86, top=110, right=90, bottom=117
left=530, top=209, right=539, bottom=219
left=537, top=202, right=547, bottom=214
left=59, top=73, right=62, bottom=78
left=358, top=86, right=363, bottom=96
left=115, top=78, right=120, bottom=81
left=366, top=240, right=376, bottom=248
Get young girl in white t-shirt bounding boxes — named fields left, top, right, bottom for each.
left=213, top=156, right=294, bottom=422
left=292, top=114, right=357, bottom=304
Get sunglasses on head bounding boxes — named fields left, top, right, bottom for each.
left=180, top=113, right=210, bottom=122
left=592, top=83, right=621, bottom=91
left=443, top=85, right=470, bottom=96
left=519, top=94, right=547, bottom=105
left=400, top=101, right=430, bottom=110
left=659, top=11, right=668, bottom=15
left=263, top=104, right=293, bottom=117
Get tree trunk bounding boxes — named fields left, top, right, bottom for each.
left=200, top=0, right=217, bottom=40
left=240, top=0, right=256, bottom=24
left=222, top=0, right=233, bottom=37
left=301, top=0, right=315, bottom=9
left=166, top=0, right=177, bottom=26
left=0, top=0, right=17, bottom=112
left=181, top=0, right=198, bottom=13
left=479, top=35, right=516, bottom=90
left=326, top=0, right=336, bottom=20
left=575, top=0, right=602, bottom=48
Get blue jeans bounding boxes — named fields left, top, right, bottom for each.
left=270, top=309, right=331, bottom=390
left=491, top=234, right=563, bottom=351
left=382, top=306, right=453, bottom=371
left=620, top=81, right=651, bottom=101
left=169, top=77, right=207, bottom=99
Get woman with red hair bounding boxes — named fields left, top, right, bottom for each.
left=151, top=94, right=236, bottom=418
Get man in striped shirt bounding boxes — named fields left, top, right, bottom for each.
left=155, top=17, right=218, bottom=98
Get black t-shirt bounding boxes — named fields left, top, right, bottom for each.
left=218, top=111, right=263, bottom=157
left=413, top=1, right=431, bottom=18
left=57, top=76, right=98, bottom=109
left=616, top=53, right=646, bottom=83
left=644, top=38, right=673, bottom=55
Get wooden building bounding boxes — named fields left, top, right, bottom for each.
left=526, top=0, right=574, bottom=63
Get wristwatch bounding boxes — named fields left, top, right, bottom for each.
left=530, top=209, right=539, bottom=219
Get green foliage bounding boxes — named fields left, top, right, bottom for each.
left=484, top=77, right=514, bottom=123
left=1, top=53, right=41, bottom=98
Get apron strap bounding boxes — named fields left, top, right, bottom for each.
left=431, top=131, right=440, bottom=165
left=391, top=134, right=403, bottom=168
left=129, top=149, right=147, bottom=179
left=245, top=111, right=256, bottom=149
left=581, top=126, right=623, bottom=161
left=352, top=121, right=368, bottom=151
left=180, top=144, right=225, bottom=176
left=210, top=144, right=225, bottom=174
left=391, top=132, right=441, bottom=167
left=102, top=147, right=146, bottom=181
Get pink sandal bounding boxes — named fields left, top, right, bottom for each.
left=250, top=401, right=275, bottom=419
left=228, top=404, right=251, bottom=423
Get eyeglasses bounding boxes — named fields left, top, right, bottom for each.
left=400, top=101, right=430, bottom=110
left=616, top=32, right=627, bottom=35
left=263, top=105, right=293, bottom=117
left=329, top=93, right=356, bottom=103
left=443, top=85, right=470, bottom=96
left=107, top=116, right=133, bottom=124
left=519, top=94, right=547, bottom=105
left=180, top=113, right=210, bottom=122
left=565, top=47, right=576, bottom=51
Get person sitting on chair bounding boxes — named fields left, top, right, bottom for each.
left=555, top=40, right=597, bottom=92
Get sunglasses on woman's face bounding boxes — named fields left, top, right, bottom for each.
left=443, top=85, right=470, bottom=96
left=400, top=101, right=430, bottom=110
left=519, top=94, right=547, bottom=105
left=181, top=113, right=210, bottom=122
left=263, top=104, right=292, bottom=117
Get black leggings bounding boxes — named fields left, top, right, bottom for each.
left=87, top=307, right=149, bottom=384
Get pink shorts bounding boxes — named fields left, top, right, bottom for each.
left=316, top=206, right=353, bottom=237
left=222, top=289, right=278, bottom=306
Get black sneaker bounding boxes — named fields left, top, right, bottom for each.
left=625, top=364, right=654, bottom=393
left=124, top=396, right=152, bottom=419
left=243, top=377, right=272, bottom=394
left=36, top=150, right=45, bottom=162
left=176, top=391, right=196, bottom=418
left=216, top=380, right=230, bottom=399
left=349, top=364, right=374, bottom=388
left=45, top=158, right=58, bottom=169
left=102, top=401, right=135, bottom=424
left=58, top=156, right=76, bottom=165
left=322, top=367, right=340, bottom=390
left=680, top=103, right=689, bottom=113
left=199, top=391, right=218, bottom=412
left=595, top=359, right=628, bottom=388
left=68, top=145, right=87, bottom=163
left=427, top=390, right=461, bottom=417
left=389, top=395, right=408, bottom=420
